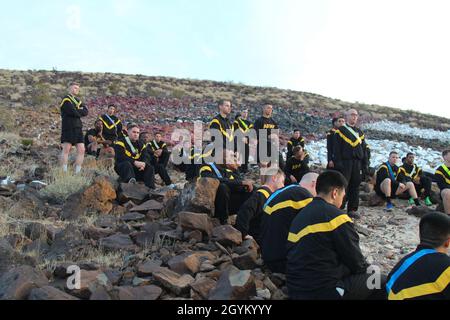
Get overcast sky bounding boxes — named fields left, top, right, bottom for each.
left=1, top=0, right=449, bottom=119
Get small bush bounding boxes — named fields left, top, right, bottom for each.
left=41, top=168, right=92, bottom=202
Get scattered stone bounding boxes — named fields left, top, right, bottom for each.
left=168, top=252, right=216, bottom=275
left=190, top=278, right=217, bottom=300
left=115, top=285, right=162, bottom=300
left=208, top=266, right=256, bottom=300
left=0, top=266, right=48, bottom=300
left=82, top=226, right=116, bottom=241
left=95, top=215, right=118, bottom=229
left=368, top=193, right=385, bottom=207
left=406, top=206, right=434, bottom=218
left=100, top=233, right=138, bottom=252
left=65, top=270, right=111, bottom=299
left=45, top=225, right=89, bottom=261
left=178, top=212, right=214, bottom=237
left=212, top=225, right=243, bottom=247
left=136, top=260, right=163, bottom=277
left=232, top=251, right=259, bottom=270
left=186, top=230, right=203, bottom=243
left=257, top=288, right=271, bottom=300
left=0, top=239, right=36, bottom=274
left=153, top=267, right=195, bottom=295
left=120, top=212, right=146, bottom=222
left=118, top=183, right=151, bottom=204
left=130, top=199, right=164, bottom=212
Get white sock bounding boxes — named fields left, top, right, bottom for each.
left=75, top=165, right=82, bottom=174
left=63, top=164, right=68, bottom=172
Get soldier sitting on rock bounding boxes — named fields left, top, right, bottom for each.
left=284, top=146, right=310, bottom=185
left=375, top=151, right=422, bottom=212
left=435, top=149, right=450, bottom=215
left=386, top=212, right=450, bottom=300
left=398, top=153, right=433, bottom=207
left=147, top=132, right=171, bottom=168
left=287, top=170, right=387, bottom=300
left=235, top=168, right=285, bottom=243
left=113, top=124, right=156, bottom=189
left=199, top=149, right=254, bottom=225
left=260, top=172, right=318, bottom=273
left=84, top=119, right=114, bottom=159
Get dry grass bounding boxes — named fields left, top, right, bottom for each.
left=41, top=167, right=93, bottom=201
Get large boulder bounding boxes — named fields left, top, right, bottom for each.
left=173, top=178, right=220, bottom=216
left=368, top=193, right=385, bottom=207
left=190, top=278, right=217, bottom=300
left=130, top=200, right=164, bottom=212
left=0, top=266, right=48, bottom=300
left=208, top=266, right=256, bottom=300
left=60, top=176, right=116, bottom=220
left=117, top=183, right=151, bottom=205
left=9, top=188, right=46, bottom=219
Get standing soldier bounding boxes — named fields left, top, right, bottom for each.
left=60, top=82, right=89, bottom=174
left=254, top=103, right=280, bottom=167
left=209, top=100, right=234, bottom=155
left=234, top=109, right=253, bottom=173
left=333, top=109, right=369, bottom=219
left=327, top=117, right=345, bottom=169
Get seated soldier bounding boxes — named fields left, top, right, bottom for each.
left=386, top=212, right=450, bottom=300
left=260, top=172, right=318, bottom=274
left=287, top=129, right=310, bottom=163
left=148, top=132, right=170, bottom=168
left=287, top=170, right=386, bottom=300
left=435, top=150, right=450, bottom=215
left=139, top=132, right=175, bottom=189
left=199, top=149, right=254, bottom=225
left=84, top=119, right=114, bottom=158
left=113, top=124, right=156, bottom=189
left=398, top=153, right=433, bottom=206
left=99, top=104, right=122, bottom=143
left=284, top=145, right=310, bottom=185
left=235, top=168, right=285, bottom=243
left=375, top=151, right=421, bottom=212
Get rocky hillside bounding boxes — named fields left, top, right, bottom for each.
left=0, top=69, right=448, bottom=301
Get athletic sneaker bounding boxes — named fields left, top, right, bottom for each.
left=408, top=198, right=415, bottom=206
left=128, top=178, right=137, bottom=184
left=424, top=197, right=433, bottom=206
left=385, top=202, right=394, bottom=212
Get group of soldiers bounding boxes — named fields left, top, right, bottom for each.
left=59, top=82, right=450, bottom=300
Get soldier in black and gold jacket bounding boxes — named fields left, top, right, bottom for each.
left=398, top=153, right=433, bottom=206
left=386, top=212, right=450, bottom=300
left=235, top=169, right=285, bottom=243
left=260, top=172, right=318, bottom=273
left=287, top=170, right=386, bottom=300
left=60, top=82, right=89, bottom=174
left=233, top=110, right=253, bottom=173
left=209, top=100, right=235, bottom=152
left=199, top=150, right=253, bottom=224
left=326, top=117, right=345, bottom=169
left=99, top=104, right=122, bottom=143
left=435, top=149, right=450, bottom=215
left=333, top=109, right=369, bottom=219
left=114, top=124, right=156, bottom=189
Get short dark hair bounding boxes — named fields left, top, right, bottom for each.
left=235, top=113, right=241, bottom=120
left=406, top=152, right=415, bottom=158
left=293, top=129, right=301, bottom=133
left=316, top=170, right=348, bottom=195
left=128, top=124, right=139, bottom=131
left=419, top=212, right=450, bottom=248
left=443, top=150, right=450, bottom=157
left=218, top=100, right=230, bottom=108
left=293, top=146, right=303, bottom=154
left=389, top=151, right=398, bottom=157
left=95, top=119, right=103, bottom=125
left=107, top=104, right=116, bottom=109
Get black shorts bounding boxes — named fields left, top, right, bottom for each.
left=375, top=180, right=400, bottom=199
left=61, top=127, right=84, bottom=145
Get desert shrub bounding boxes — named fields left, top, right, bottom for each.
left=41, top=167, right=92, bottom=202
